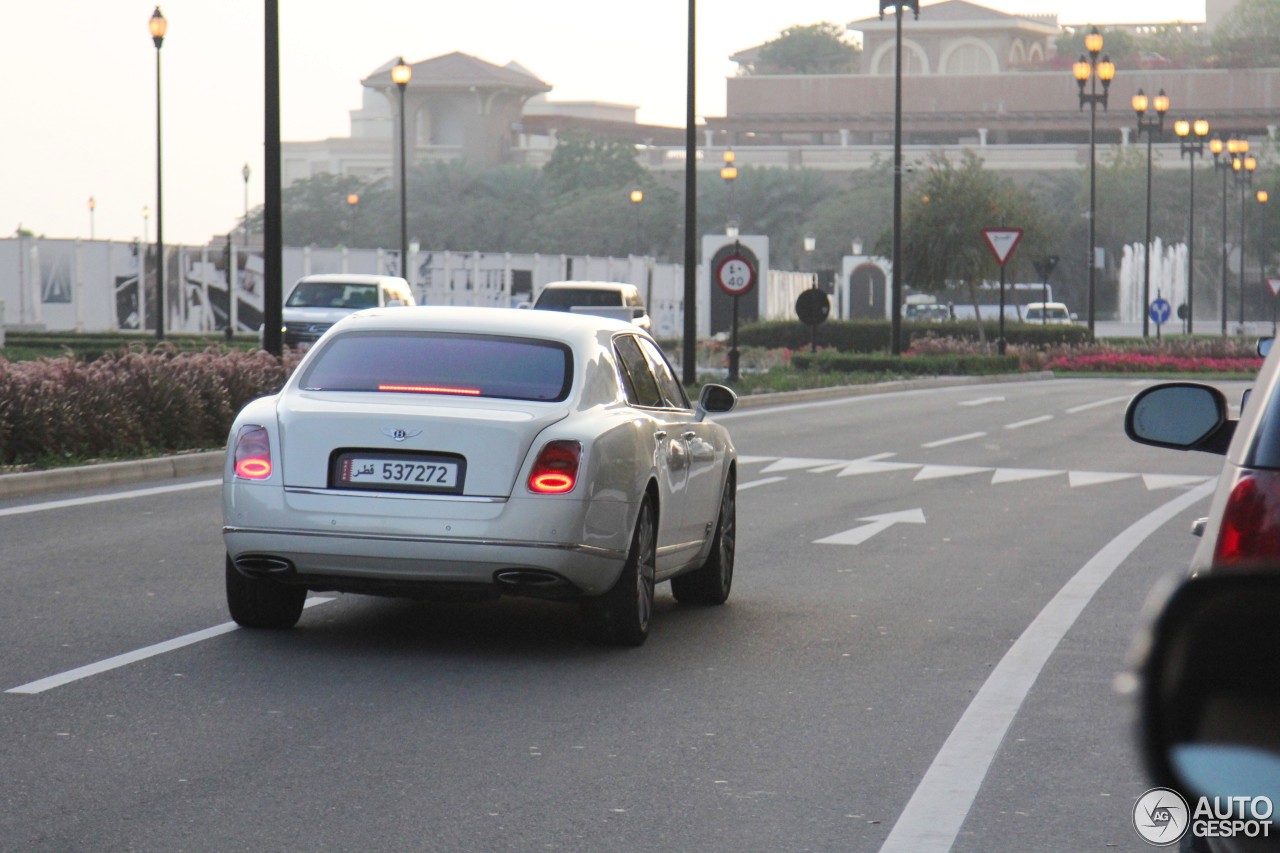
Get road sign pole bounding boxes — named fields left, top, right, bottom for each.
left=998, top=263, right=1007, bottom=355
left=729, top=293, right=740, bottom=382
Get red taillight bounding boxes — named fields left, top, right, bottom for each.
left=528, top=440, right=581, bottom=494
left=233, top=425, right=273, bottom=480
left=1213, top=472, right=1280, bottom=568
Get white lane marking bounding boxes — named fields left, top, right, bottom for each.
left=811, top=452, right=897, bottom=474
left=0, top=479, right=221, bottom=518
left=1004, top=415, right=1053, bottom=430
left=990, top=468, right=1063, bottom=485
left=761, top=457, right=849, bottom=473
left=814, top=508, right=926, bottom=546
left=921, top=432, right=986, bottom=448
left=738, top=477, right=787, bottom=491
left=736, top=455, right=778, bottom=465
left=838, top=460, right=921, bottom=478
left=1069, top=470, right=1136, bottom=488
left=913, top=465, right=991, bottom=482
left=878, top=480, right=1216, bottom=853
left=6, top=598, right=334, bottom=695
left=1065, top=395, right=1130, bottom=414
left=1143, top=474, right=1213, bottom=490
left=959, top=396, right=1004, bottom=407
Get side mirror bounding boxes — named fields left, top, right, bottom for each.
left=697, top=383, right=737, bottom=420
left=1259, top=338, right=1274, bottom=358
left=1135, top=574, right=1280, bottom=834
left=1125, top=383, right=1232, bottom=454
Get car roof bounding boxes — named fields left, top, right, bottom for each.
left=539, top=280, right=635, bottom=292
left=294, top=274, right=409, bottom=287
left=332, top=305, right=640, bottom=345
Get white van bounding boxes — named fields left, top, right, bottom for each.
left=531, top=281, right=651, bottom=331
left=268, top=274, right=416, bottom=349
left=1023, top=302, right=1076, bottom=324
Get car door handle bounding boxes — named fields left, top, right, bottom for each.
left=682, top=431, right=697, bottom=440
left=654, top=431, right=668, bottom=440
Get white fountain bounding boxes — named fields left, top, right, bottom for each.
left=1117, top=239, right=1190, bottom=326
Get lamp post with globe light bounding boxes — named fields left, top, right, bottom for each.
left=1073, top=27, right=1116, bottom=339
left=1175, top=118, right=1210, bottom=334
left=149, top=6, right=167, bottom=340
left=392, top=57, right=412, bottom=277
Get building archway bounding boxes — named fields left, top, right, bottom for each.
left=870, top=39, right=931, bottom=76
left=941, top=38, right=999, bottom=75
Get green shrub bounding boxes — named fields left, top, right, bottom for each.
left=0, top=346, right=298, bottom=468
left=735, top=319, right=1090, bottom=352
left=791, top=351, right=1023, bottom=375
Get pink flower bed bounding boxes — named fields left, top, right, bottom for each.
left=1045, top=352, right=1263, bottom=373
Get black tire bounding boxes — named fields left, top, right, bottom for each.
left=225, top=555, right=306, bottom=629
left=671, top=471, right=735, bottom=606
left=586, top=498, right=656, bottom=647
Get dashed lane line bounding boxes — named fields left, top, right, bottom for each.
left=6, top=598, right=334, bottom=695
left=921, top=432, right=987, bottom=449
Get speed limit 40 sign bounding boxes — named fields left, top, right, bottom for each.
left=716, top=254, right=756, bottom=297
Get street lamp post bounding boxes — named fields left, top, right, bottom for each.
left=881, top=0, right=919, bottom=356
left=1235, top=153, right=1258, bottom=333
left=1259, top=189, right=1272, bottom=334
left=88, top=196, right=96, bottom=240
left=391, top=57, right=412, bottom=279
left=629, top=189, right=644, bottom=255
left=242, top=163, right=251, bottom=243
left=149, top=6, right=167, bottom=340
left=1174, top=118, right=1210, bottom=335
left=1211, top=137, right=1247, bottom=335
left=1133, top=88, right=1168, bottom=337
left=1073, top=27, right=1115, bottom=340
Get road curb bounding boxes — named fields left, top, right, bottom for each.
left=0, top=372, right=1056, bottom=499
left=0, top=451, right=224, bottom=501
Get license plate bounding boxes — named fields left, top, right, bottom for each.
left=332, top=451, right=465, bottom=494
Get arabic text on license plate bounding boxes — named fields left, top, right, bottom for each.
left=342, top=458, right=459, bottom=489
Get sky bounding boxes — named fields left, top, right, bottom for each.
left=4, top=0, right=1208, bottom=246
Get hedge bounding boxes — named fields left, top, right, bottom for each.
left=736, top=319, right=1090, bottom=352
left=791, top=351, right=1023, bottom=375
left=0, top=347, right=297, bottom=468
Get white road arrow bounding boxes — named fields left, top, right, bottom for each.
left=815, top=508, right=927, bottom=546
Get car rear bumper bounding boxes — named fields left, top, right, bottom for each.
left=223, top=484, right=632, bottom=597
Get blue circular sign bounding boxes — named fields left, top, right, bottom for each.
left=1149, top=298, right=1172, bottom=326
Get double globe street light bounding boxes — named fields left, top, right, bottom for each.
left=1211, top=138, right=1255, bottom=334
left=1132, top=88, right=1168, bottom=338
left=1073, top=27, right=1115, bottom=339
left=1174, top=118, right=1211, bottom=335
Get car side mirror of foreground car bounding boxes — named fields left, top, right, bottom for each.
left=1133, top=574, right=1280, bottom=828
left=697, top=383, right=737, bottom=421
left=1125, top=383, right=1234, bottom=455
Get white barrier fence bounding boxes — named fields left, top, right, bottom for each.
left=1, top=237, right=820, bottom=340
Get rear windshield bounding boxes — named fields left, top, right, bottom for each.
left=287, top=282, right=380, bottom=309
left=1026, top=307, right=1068, bottom=320
left=298, top=332, right=573, bottom=402
left=534, top=288, right=624, bottom=310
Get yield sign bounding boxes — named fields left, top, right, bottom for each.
left=982, top=228, right=1024, bottom=267
left=1268, top=277, right=1280, bottom=297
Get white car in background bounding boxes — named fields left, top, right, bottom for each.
left=531, top=281, right=652, bottom=331
left=1022, top=302, right=1076, bottom=324
left=267, top=274, right=415, bottom=349
left=224, top=306, right=738, bottom=646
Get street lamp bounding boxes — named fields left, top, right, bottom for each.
left=1133, top=88, right=1168, bottom=337
left=1212, top=137, right=1248, bottom=335
left=882, top=0, right=920, bottom=356
left=149, top=6, right=167, bottom=340
left=1174, top=118, right=1210, bottom=334
left=720, top=150, right=738, bottom=229
left=88, top=196, right=96, bottom=240
left=1260, top=189, right=1274, bottom=333
left=1073, top=27, right=1115, bottom=339
left=1235, top=152, right=1259, bottom=333
left=391, top=56, right=412, bottom=279
left=241, top=163, right=251, bottom=243
left=629, top=189, right=644, bottom=255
